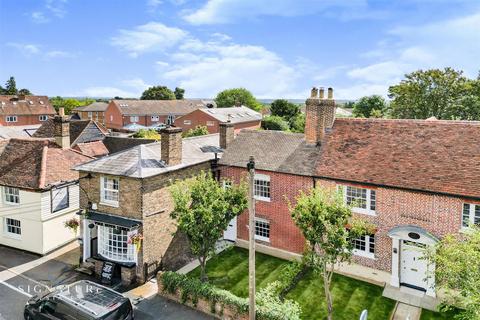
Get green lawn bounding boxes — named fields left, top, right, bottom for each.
left=188, top=247, right=396, bottom=320
left=420, top=308, right=460, bottom=320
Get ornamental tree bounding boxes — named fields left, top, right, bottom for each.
left=214, top=88, right=262, bottom=111
left=426, top=226, right=480, bottom=319
left=289, top=187, right=372, bottom=320
left=270, top=99, right=300, bottom=121
left=169, top=172, right=248, bottom=282
left=141, top=85, right=176, bottom=100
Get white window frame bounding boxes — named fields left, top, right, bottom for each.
left=97, top=223, right=136, bottom=263
left=151, top=115, right=160, bottom=122
left=4, top=186, right=20, bottom=205
left=254, top=174, right=271, bottom=202
left=183, top=120, right=192, bottom=125
left=39, top=115, right=48, bottom=121
left=130, top=115, right=139, bottom=123
left=342, top=185, right=376, bottom=216
left=222, top=180, right=232, bottom=189
left=51, top=186, right=69, bottom=213
left=88, top=112, right=93, bottom=119
left=462, top=203, right=480, bottom=229
left=6, top=115, right=17, bottom=123
left=100, top=176, right=119, bottom=207
left=167, top=114, right=175, bottom=125
left=206, top=120, right=215, bottom=127
left=4, top=217, right=21, bottom=239
left=352, top=234, right=375, bottom=259
left=254, top=218, right=270, bottom=242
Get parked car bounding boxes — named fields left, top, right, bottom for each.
left=24, top=280, right=133, bottom=320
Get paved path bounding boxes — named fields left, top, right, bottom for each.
left=393, top=303, right=421, bottom=320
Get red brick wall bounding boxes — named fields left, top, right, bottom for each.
left=220, top=166, right=313, bottom=253
left=221, top=165, right=469, bottom=274
left=105, top=102, right=123, bottom=130
left=0, top=114, right=52, bottom=126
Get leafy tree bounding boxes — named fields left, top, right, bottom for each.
left=289, top=113, right=305, bottom=133
left=132, top=129, right=160, bottom=140
left=270, top=99, right=300, bottom=120
left=183, top=125, right=209, bottom=138
left=214, top=88, right=262, bottom=111
left=342, top=101, right=355, bottom=109
left=261, top=115, right=290, bottom=131
left=5, top=76, right=17, bottom=95
left=426, top=226, right=480, bottom=319
left=174, top=87, right=185, bottom=100
left=388, top=68, right=473, bottom=119
left=352, top=95, right=387, bottom=118
left=49, top=97, right=95, bottom=115
left=18, top=88, right=32, bottom=95
left=169, top=172, right=248, bottom=282
left=289, top=187, right=372, bottom=320
left=141, top=86, right=176, bottom=100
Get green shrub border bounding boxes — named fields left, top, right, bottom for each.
left=161, top=271, right=300, bottom=320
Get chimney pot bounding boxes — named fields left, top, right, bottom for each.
left=161, top=127, right=183, bottom=166
left=304, top=86, right=336, bottom=145
left=219, top=122, right=234, bottom=149
left=54, top=112, right=70, bottom=149
left=327, top=87, right=333, bottom=99
left=59, top=107, right=65, bottom=116
left=310, top=87, right=318, bottom=98
left=319, top=87, right=325, bottom=99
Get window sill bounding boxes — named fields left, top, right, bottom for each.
left=254, top=197, right=271, bottom=202
left=3, top=233, right=21, bottom=240
left=100, top=201, right=119, bottom=208
left=351, top=208, right=376, bottom=216
left=353, top=250, right=375, bottom=259
left=254, top=236, right=270, bottom=243
left=3, top=202, right=20, bottom=206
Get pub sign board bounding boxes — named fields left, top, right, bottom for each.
left=101, top=261, right=115, bottom=285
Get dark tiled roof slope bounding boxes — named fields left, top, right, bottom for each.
left=102, top=136, right=156, bottom=154
left=33, top=119, right=106, bottom=146
left=218, top=130, right=320, bottom=176
left=111, top=99, right=209, bottom=116
left=0, top=138, right=91, bottom=190
left=316, top=118, right=480, bottom=198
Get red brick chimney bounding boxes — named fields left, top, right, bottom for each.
left=54, top=107, right=70, bottom=149
left=161, top=127, right=183, bottom=165
left=219, top=121, right=234, bottom=149
left=305, top=87, right=336, bottom=145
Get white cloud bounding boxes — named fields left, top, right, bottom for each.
left=81, top=86, right=138, bottom=98
left=183, top=0, right=370, bottom=25
left=7, top=43, right=40, bottom=56
left=160, top=39, right=301, bottom=98
left=339, top=11, right=480, bottom=98
left=31, top=12, right=49, bottom=23
left=121, top=78, right=151, bottom=91
left=111, top=22, right=188, bottom=57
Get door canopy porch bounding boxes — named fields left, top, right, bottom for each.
left=387, top=225, right=438, bottom=246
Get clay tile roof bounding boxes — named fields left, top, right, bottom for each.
left=74, top=140, right=109, bottom=158
left=0, top=95, right=56, bottom=116
left=316, top=118, right=480, bottom=198
left=74, top=102, right=109, bottom=112
left=0, top=138, right=92, bottom=190
left=112, top=99, right=210, bottom=116
left=218, top=130, right=320, bottom=176
left=33, top=119, right=106, bottom=146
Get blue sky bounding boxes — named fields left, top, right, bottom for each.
left=0, top=0, right=479, bottom=99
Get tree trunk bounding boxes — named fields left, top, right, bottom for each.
left=199, top=256, right=208, bottom=282
left=323, top=262, right=334, bottom=320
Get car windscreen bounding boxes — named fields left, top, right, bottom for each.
left=103, top=300, right=132, bottom=320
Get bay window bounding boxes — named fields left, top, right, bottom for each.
left=97, top=223, right=136, bottom=263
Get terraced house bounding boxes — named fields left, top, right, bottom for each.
left=219, top=87, right=480, bottom=298
left=0, top=95, right=56, bottom=126
left=75, top=127, right=227, bottom=285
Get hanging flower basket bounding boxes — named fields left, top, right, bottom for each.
left=128, top=233, right=144, bottom=251
left=64, top=218, right=80, bottom=234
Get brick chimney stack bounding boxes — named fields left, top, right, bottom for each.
left=54, top=107, right=70, bottom=149
left=161, top=127, right=183, bottom=166
left=219, top=121, right=234, bottom=149
left=305, top=87, right=336, bottom=145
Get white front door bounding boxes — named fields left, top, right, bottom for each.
left=223, top=216, right=237, bottom=242
left=400, top=240, right=428, bottom=291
